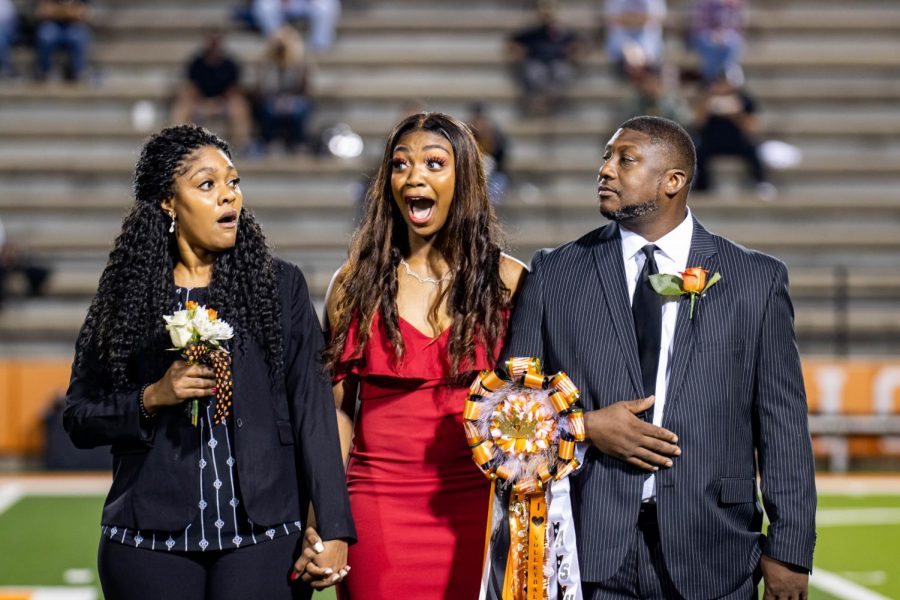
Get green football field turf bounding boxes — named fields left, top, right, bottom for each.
left=1, top=491, right=898, bottom=599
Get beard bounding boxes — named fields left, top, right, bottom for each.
left=600, top=197, right=660, bottom=222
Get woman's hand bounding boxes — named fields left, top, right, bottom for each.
left=142, top=360, right=215, bottom=414
left=292, top=527, right=350, bottom=589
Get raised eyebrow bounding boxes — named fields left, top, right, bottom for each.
left=189, top=166, right=217, bottom=178
left=392, top=144, right=451, bottom=154
left=423, top=144, right=451, bottom=153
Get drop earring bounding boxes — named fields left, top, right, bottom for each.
left=168, top=213, right=176, bottom=234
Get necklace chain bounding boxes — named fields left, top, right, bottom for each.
left=400, top=258, right=452, bottom=285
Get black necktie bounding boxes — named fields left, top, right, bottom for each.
left=632, top=244, right=662, bottom=419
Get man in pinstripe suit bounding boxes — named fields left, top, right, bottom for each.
left=501, top=116, right=816, bottom=599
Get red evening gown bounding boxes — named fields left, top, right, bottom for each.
left=336, top=311, right=498, bottom=600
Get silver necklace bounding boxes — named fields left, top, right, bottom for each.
left=400, top=258, right=452, bottom=285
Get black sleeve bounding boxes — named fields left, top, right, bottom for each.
left=741, top=92, right=756, bottom=115
left=510, top=27, right=534, bottom=46
left=228, top=57, right=241, bottom=88
left=755, top=261, right=817, bottom=569
left=283, top=264, right=357, bottom=543
left=62, top=333, right=156, bottom=450
left=187, top=56, right=201, bottom=83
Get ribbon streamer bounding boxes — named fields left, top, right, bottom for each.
left=470, top=358, right=585, bottom=600
left=183, top=342, right=234, bottom=426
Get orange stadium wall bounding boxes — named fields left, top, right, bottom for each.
left=0, top=358, right=899, bottom=457
left=0, top=359, right=73, bottom=454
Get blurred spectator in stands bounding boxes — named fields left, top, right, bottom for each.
left=253, top=25, right=314, bottom=154
left=171, top=31, right=252, bottom=153
left=242, top=0, right=341, bottom=53
left=0, top=216, right=6, bottom=307
left=617, top=64, right=690, bottom=125
left=467, top=103, right=509, bottom=203
left=34, top=0, right=91, bottom=82
left=604, top=0, right=666, bottom=78
left=0, top=217, right=51, bottom=309
left=508, top=2, right=580, bottom=116
left=690, top=0, right=747, bottom=84
left=0, top=0, right=16, bottom=78
left=693, top=71, right=776, bottom=200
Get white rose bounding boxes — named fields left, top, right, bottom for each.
left=163, top=310, right=193, bottom=348
left=163, top=309, right=190, bottom=328
left=167, top=323, right=194, bottom=348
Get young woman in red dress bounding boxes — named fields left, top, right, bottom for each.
left=314, top=112, right=526, bottom=598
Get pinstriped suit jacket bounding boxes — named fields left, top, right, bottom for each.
left=501, top=218, right=816, bottom=598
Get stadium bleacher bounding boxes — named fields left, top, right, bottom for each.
left=0, top=0, right=899, bottom=462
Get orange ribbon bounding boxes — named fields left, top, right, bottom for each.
left=527, top=494, right=547, bottom=600
left=466, top=358, right=584, bottom=600
left=500, top=491, right=548, bottom=600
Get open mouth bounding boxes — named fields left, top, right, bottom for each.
left=217, top=210, right=239, bottom=227
left=405, top=197, right=435, bottom=225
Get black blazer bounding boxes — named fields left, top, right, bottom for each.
left=501, top=219, right=816, bottom=598
left=64, top=259, right=356, bottom=543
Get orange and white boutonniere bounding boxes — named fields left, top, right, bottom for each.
left=649, top=267, right=722, bottom=319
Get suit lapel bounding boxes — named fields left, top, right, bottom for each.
left=665, top=218, right=719, bottom=414
left=590, top=223, right=643, bottom=397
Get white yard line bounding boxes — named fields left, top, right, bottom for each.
left=816, top=475, right=900, bottom=495
left=817, top=508, right=900, bottom=526
left=0, top=484, right=25, bottom=516
left=0, top=588, right=96, bottom=600
left=0, top=475, right=110, bottom=496
left=809, top=568, right=892, bottom=600
left=31, top=590, right=96, bottom=600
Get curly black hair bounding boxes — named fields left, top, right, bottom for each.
left=75, top=124, right=283, bottom=390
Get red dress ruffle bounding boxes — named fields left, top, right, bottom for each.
left=336, top=310, right=498, bottom=600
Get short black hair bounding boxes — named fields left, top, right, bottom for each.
left=620, top=116, right=696, bottom=184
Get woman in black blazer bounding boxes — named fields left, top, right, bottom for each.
left=64, top=124, right=354, bottom=600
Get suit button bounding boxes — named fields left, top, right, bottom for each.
left=236, top=418, right=243, bottom=428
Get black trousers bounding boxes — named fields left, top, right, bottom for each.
left=99, top=533, right=313, bottom=600
left=582, top=503, right=758, bottom=600
left=694, top=134, right=767, bottom=191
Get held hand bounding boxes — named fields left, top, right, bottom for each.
left=584, top=396, right=680, bottom=472
left=293, top=527, right=350, bottom=589
left=761, top=555, right=809, bottom=600
left=142, top=360, right=216, bottom=413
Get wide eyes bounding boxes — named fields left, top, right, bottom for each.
left=391, top=156, right=447, bottom=171
left=196, top=177, right=240, bottom=191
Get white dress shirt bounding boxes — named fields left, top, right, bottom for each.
left=619, top=208, right=694, bottom=501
